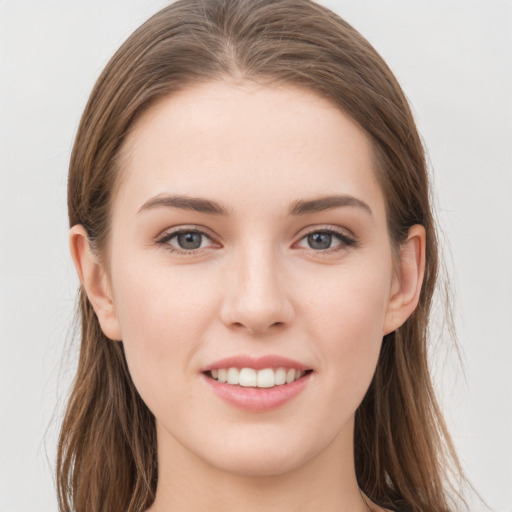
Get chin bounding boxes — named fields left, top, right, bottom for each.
left=191, top=423, right=336, bottom=479
left=206, top=446, right=307, bottom=478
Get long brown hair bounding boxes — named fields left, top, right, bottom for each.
left=59, top=1, right=467, bottom=510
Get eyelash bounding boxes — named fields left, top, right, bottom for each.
left=295, top=226, right=357, bottom=254
left=155, top=227, right=217, bottom=255
left=155, top=226, right=357, bottom=255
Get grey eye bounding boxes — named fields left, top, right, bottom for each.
left=307, top=232, right=333, bottom=250
left=177, top=232, right=204, bottom=250
left=158, top=228, right=219, bottom=253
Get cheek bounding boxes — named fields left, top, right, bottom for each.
left=297, top=259, right=392, bottom=407
left=109, top=256, right=219, bottom=395
left=301, top=256, right=392, bottom=340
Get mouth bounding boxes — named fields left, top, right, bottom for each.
left=201, top=356, right=313, bottom=411
left=202, top=355, right=313, bottom=411
left=205, top=367, right=313, bottom=389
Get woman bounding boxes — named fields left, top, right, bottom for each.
left=58, top=0, right=468, bottom=510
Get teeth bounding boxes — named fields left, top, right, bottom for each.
left=257, top=368, right=275, bottom=388
left=209, top=367, right=308, bottom=388
left=275, top=367, right=287, bottom=385
left=227, top=367, right=239, bottom=385
left=239, top=368, right=256, bottom=387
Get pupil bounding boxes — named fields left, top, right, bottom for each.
left=308, top=232, right=332, bottom=250
left=178, top=232, right=202, bottom=249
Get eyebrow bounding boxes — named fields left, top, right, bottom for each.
left=288, top=195, right=372, bottom=216
left=137, top=193, right=372, bottom=217
left=138, top=194, right=229, bottom=215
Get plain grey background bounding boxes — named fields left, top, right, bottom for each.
left=0, top=1, right=511, bottom=510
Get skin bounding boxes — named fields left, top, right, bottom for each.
left=71, top=80, right=425, bottom=512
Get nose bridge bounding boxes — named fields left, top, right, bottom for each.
left=221, top=240, right=292, bottom=333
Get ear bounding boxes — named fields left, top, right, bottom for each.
left=383, top=224, right=426, bottom=335
left=69, top=225, right=122, bottom=341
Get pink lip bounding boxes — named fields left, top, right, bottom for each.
left=202, top=372, right=312, bottom=412
left=200, top=354, right=313, bottom=412
left=201, top=354, right=311, bottom=372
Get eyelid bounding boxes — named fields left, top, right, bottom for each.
left=153, top=224, right=357, bottom=255
left=155, top=225, right=222, bottom=253
left=293, top=225, right=357, bottom=251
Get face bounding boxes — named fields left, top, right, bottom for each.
left=103, top=81, right=400, bottom=477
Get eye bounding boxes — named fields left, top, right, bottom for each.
left=156, top=228, right=218, bottom=253
left=296, top=229, right=356, bottom=251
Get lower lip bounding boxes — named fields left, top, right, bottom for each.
left=202, top=372, right=312, bottom=412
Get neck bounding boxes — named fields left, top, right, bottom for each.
left=147, top=418, right=373, bottom=512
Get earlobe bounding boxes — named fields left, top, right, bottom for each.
left=69, top=225, right=122, bottom=341
left=383, top=224, right=426, bottom=335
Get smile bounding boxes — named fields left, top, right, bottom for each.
left=202, top=356, right=313, bottom=411
left=207, top=367, right=311, bottom=388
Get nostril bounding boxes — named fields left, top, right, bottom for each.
left=229, top=321, right=285, bottom=333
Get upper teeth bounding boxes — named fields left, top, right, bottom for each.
left=210, top=367, right=305, bottom=388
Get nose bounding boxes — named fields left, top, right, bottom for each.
left=220, top=246, right=294, bottom=335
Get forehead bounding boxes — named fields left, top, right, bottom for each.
left=115, top=80, right=384, bottom=218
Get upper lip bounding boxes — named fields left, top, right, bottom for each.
left=202, top=355, right=311, bottom=372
